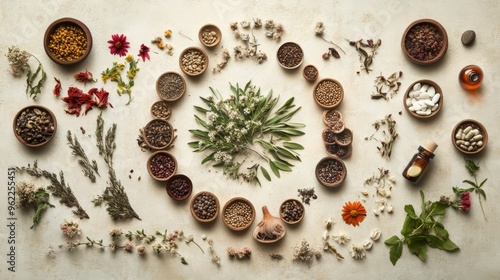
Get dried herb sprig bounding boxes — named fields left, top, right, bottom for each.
left=6, top=46, right=47, bottom=99
left=365, top=114, right=398, bottom=158
left=347, top=39, right=382, bottom=73
left=372, top=71, right=403, bottom=100
left=314, top=22, right=345, bottom=59
left=101, top=54, right=140, bottom=105
left=17, top=161, right=89, bottom=219
left=297, top=187, right=317, bottom=205
left=67, top=130, right=99, bottom=183
left=93, top=113, right=140, bottom=220
left=16, top=181, right=54, bottom=229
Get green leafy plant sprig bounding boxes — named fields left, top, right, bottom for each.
left=452, top=159, right=488, bottom=220
left=188, top=81, right=305, bottom=185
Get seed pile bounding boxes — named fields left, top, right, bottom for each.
left=149, top=153, right=176, bottom=179
left=303, top=65, right=318, bottom=80
left=144, top=120, right=173, bottom=148
left=322, top=129, right=336, bottom=144
left=201, top=28, right=218, bottom=45
left=224, top=200, right=254, bottom=228
left=193, top=193, right=218, bottom=220
left=321, top=110, right=352, bottom=158
left=48, top=24, right=87, bottom=62
left=181, top=49, right=207, bottom=75
left=280, top=200, right=304, bottom=223
left=455, top=124, right=484, bottom=152
left=15, top=107, right=55, bottom=145
left=168, top=177, right=191, bottom=199
left=151, top=101, right=172, bottom=120
left=277, top=42, right=303, bottom=68
left=405, top=23, right=443, bottom=61
left=317, top=158, right=345, bottom=184
left=157, top=73, right=185, bottom=100
left=315, top=80, right=343, bottom=107
left=325, top=143, right=350, bottom=158
left=323, top=109, right=342, bottom=125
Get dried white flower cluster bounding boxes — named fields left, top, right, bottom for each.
left=329, top=226, right=382, bottom=260
left=213, top=48, right=231, bottom=73
left=292, top=239, right=321, bottom=263
left=202, top=234, right=221, bottom=267
left=362, top=168, right=396, bottom=216
left=16, top=181, right=37, bottom=208
left=6, top=46, right=30, bottom=76
left=227, top=246, right=251, bottom=259
left=60, top=220, right=82, bottom=238
left=315, top=22, right=325, bottom=36
left=322, top=218, right=344, bottom=260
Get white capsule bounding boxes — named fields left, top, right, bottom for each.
left=410, top=104, right=422, bottom=111
left=456, top=129, right=463, bottom=139
left=406, top=98, right=413, bottom=107
left=419, top=92, right=430, bottom=99
left=427, top=86, right=436, bottom=96
left=463, top=126, right=473, bottom=134
left=464, top=141, right=470, bottom=146
left=471, top=129, right=480, bottom=136
left=477, top=141, right=484, bottom=147
left=418, top=100, right=427, bottom=106
left=424, top=100, right=435, bottom=107
left=468, top=146, right=474, bottom=151
left=432, top=93, right=441, bottom=104
left=416, top=110, right=427, bottom=115
left=471, top=142, right=477, bottom=146
left=413, top=91, right=421, bottom=98
left=431, top=104, right=439, bottom=111
left=471, top=134, right=483, bottom=141
left=456, top=140, right=464, bottom=145
left=460, top=144, right=468, bottom=150
left=421, top=84, right=430, bottom=92
left=413, top=83, right=422, bottom=91
left=465, top=130, right=475, bottom=140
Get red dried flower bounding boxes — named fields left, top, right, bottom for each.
left=460, top=191, right=471, bottom=212
left=138, top=44, right=150, bottom=62
left=74, top=70, right=96, bottom=85
left=53, top=77, right=61, bottom=97
left=62, top=87, right=90, bottom=116
left=92, top=88, right=113, bottom=109
left=108, top=34, right=130, bottom=57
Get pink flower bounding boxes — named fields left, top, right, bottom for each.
left=108, top=34, right=130, bottom=57
left=138, top=44, right=150, bottom=62
left=460, top=191, right=471, bottom=212
left=124, top=241, right=134, bottom=252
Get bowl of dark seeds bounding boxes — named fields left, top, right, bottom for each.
left=314, top=78, right=344, bottom=109
left=179, top=47, right=208, bottom=77
left=198, top=24, right=222, bottom=47
left=13, top=105, right=57, bottom=147
left=143, top=119, right=174, bottom=150
left=302, top=65, right=318, bottom=82
left=325, top=142, right=352, bottom=159
left=222, top=197, right=255, bottom=231
left=151, top=101, right=172, bottom=120
left=315, top=156, right=347, bottom=188
left=190, top=191, right=220, bottom=223
left=279, top=199, right=305, bottom=225
left=402, top=19, right=448, bottom=66
left=277, top=42, right=304, bottom=70
left=156, top=71, right=186, bottom=102
left=166, top=174, right=193, bottom=201
left=147, top=151, right=177, bottom=181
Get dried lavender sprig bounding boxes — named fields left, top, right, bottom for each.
left=16, top=160, right=89, bottom=219
left=67, top=130, right=99, bottom=183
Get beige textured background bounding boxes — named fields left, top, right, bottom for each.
left=1, top=0, right=499, bottom=279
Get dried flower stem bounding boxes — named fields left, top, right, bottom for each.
left=6, top=46, right=47, bottom=99
left=365, top=114, right=398, bottom=158
left=67, top=130, right=99, bottom=183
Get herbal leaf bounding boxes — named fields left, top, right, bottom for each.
left=384, top=235, right=401, bottom=245
left=407, top=237, right=427, bottom=261
left=464, top=158, right=479, bottom=175
left=273, top=160, right=292, bottom=172
left=269, top=160, right=280, bottom=178
left=479, top=178, right=488, bottom=189
left=260, top=166, right=271, bottom=181
left=462, top=179, right=477, bottom=188
left=283, top=142, right=304, bottom=150
left=433, top=223, right=449, bottom=240
left=404, top=204, right=418, bottom=219
left=428, top=202, right=447, bottom=217
left=478, top=188, right=487, bottom=200
left=388, top=240, right=403, bottom=265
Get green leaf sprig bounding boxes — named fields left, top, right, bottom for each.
left=453, top=158, right=488, bottom=220
left=66, top=130, right=100, bottom=183
left=6, top=46, right=47, bottom=99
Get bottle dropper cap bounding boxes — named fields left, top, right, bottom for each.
left=424, top=140, right=438, bottom=153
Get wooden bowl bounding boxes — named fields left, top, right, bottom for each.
left=334, top=127, right=353, bottom=146
left=151, top=101, right=172, bottom=120
left=198, top=24, right=222, bottom=47
left=155, top=72, right=186, bottom=102
left=44, top=17, right=92, bottom=65
left=179, top=47, right=209, bottom=76
left=302, top=65, right=318, bottom=82
left=222, top=197, right=255, bottom=231
left=404, top=79, right=443, bottom=119
left=322, top=109, right=343, bottom=126
left=190, top=191, right=220, bottom=223
left=452, top=119, right=488, bottom=155
left=279, top=199, right=305, bottom=225
left=13, top=105, right=57, bottom=147
left=166, top=174, right=192, bottom=201
left=142, top=119, right=174, bottom=150
left=315, top=156, right=347, bottom=188
left=147, top=151, right=177, bottom=181
left=401, top=19, right=448, bottom=66
left=314, top=78, right=344, bottom=109
left=325, top=142, right=352, bottom=159
left=277, top=42, right=304, bottom=70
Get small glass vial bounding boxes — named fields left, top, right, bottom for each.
left=459, top=65, right=483, bottom=90
left=402, top=140, right=438, bottom=183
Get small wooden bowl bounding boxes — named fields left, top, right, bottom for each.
left=302, top=65, right=318, bottom=82
left=322, top=128, right=337, bottom=144
left=179, top=47, right=209, bottom=77
left=401, top=19, right=448, bottom=66
left=452, top=119, right=488, bottom=155
left=404, top=79, right=443, bottom=119
left=334, top=127, right=353, bottom=146
left=315, top=156, right=347, bottom=188
left=322, top=109, right=343, bottom=126
left=277, top=42, right=304, bottom=70
left=198, top=24, right=222, bottom=47
left=44, top=17, right=92, bottom=65
left=13, top=105, right=57, bottom=147
left=142, top=119, right=174, bottom=150
left=325, top=142, right=352, bottom=159
left=151, top=101, right=172, bottom=120
left=166, top=174, right=193, bottom=201
left=314, top=78, right=344, bottom=109
left=279, top=199, right=305, bottom=225
left=190, top=191, right=220, bottom=223
left=222, top=197, right=255, bottom=231
left=155, top=72, right=186, bottom=102
left=147, top=151, right=177, bottom=181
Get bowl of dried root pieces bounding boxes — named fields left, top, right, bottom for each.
left=13, top=105, right=57, bottom=147
left=402, top=19, right=448, bottom=66
left=198, top=24, right=222, bottom=47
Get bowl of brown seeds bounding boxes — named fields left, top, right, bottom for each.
left=166, top=174, right=193, bottom=201
left=325, top=142, right=352, bottom=159
left=13, top=105, right=57, bottom=147
left=279, top=199, right=305, bottom=225
left=151, top=101, right=172, bottom=120
left=190, top=191, right=220, bottom=223
left=334, top=127, right=353, bottom=146
left=198, top=24, right=222, bottom=47
left=401, top=19, right=448, bottom=66
left=147, top=151, right=177, bottom=181
left=315, top=156, right=347, bottom=188
left=302, top=65, right=318, bottom=82
left=314, top=78, right=344, bottom=109
left=179, top=47, right=209, bottom=77
left=277, top=42, right=304, bottom=70
left=143, top=119, right=174, bottom=150
left=322, top=109, right=343, bottom=126
left=222, top=197, right=255, bottom=231
left=156, top=71, right=186, bottom=102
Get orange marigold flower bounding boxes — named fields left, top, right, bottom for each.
left=341, top=201, right=367, bottom=227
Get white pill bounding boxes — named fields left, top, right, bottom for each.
left=416, top=110, right=427, bottom=115
left=406, top=98, right=413, bottom=107
left=477, top=141, right=483, bottom=147
left=456, top=129, right=463, bottom=139
left=460, top=144, right=468, bottom=150
left=418, top=100, right=427, bottom=106
left=413, top=91, right=421, bottom=98
left=471, top=134, right=483, bottom=141
left=425, top=108, right=431, bottom=115
left=464, top=141, right=470, bottom=146
left=411, top=103, right=422, bottom=111
left=465, top=130, right=475, bottom=140
left=421, top=84, right=430, bottom=92
left=424, top=100, right=435, bottom=107
left=432, top=93, right=441, bottom=104
left=456, top=140, right=464, bottom=145
left=427, top=86, right=436, bottom=96
left=471, top=129, right=480, bottom=136
left=471, top=141, right=477, bottom=146
left=468, top=146, right=474, bottom=151
left=419, top=92, right=430, bottom=99
left=463, top=126, right=473, bottom=134
left=431, top=104, right=439, bottom=111
left=413, top=83, right=421, bottom=91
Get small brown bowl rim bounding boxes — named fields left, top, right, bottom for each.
left=150, top=100, right=172, bottom=120
left=166, top=174, right=193, bottom=201
left=401, top=19, right=448, bottom=66
left=142, top=119, right=175, bottom=150
left=155, top=72, right=186, bottom=102
left=222, top=197, right=255, bottom=231
left=13, top=105, right=57, bottom=147
left=190, top=191, right=220, bottom=223
left=322, top=127, right=337, bottom=144
left=279, top=198, right=305, bottom=225
left=452, top=119, right=488, bottom=155
left=325, top=142, right=352, bottom=159
left=315, top=156, right=347, bottom=188
left=179, top=47, right=209, bottom=77
left=302, top=64, right=318, bottom=82
left=146, top=151, right=177, bottom=181
left=277, top=42, right=304, bottom=70
left=44, top=17, right=92, bottom=65
left=334, top=127, right=353, bottom=147
left=198, top=24, right=222, bottom=47
left=404, top=79, right=443, bottom=119
left=322, top=109, right=343, bottom=126
left=314, top=78, right=344, bottom=109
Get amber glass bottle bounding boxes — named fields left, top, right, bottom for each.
left=459, top=65, right=483, bottom=90
left=402, top=140, right=438, bottom=183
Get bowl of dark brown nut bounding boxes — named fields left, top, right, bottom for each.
left=13, top=105, right=57, bottom=147
left=314, top=78, right=344, bottom=109
left=142, top=119, right=174, bottom=150
left=279, top=199, right=305, bottom=225
left=198, top=24, right=222, bottom=47
left=401, top=19, right=448, bottom=66
left=147, top=151, right=177, bottom=181
left=166, top=174, right=193, bottom=201
left=190, top=191, right=220, bottom=223
left=156, top=71, right=186, bottom=102
left=179, top=47, right=209, bottom=77
left=222, top=197, right=255, bottom=231
left=277, top=42, right=304, bottom=70
left=315, top=156, right=347, bottom=188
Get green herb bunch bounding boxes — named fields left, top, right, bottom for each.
left=453, top=159, right=488, bottom=219
left=189, top=81, right=304, bottom=185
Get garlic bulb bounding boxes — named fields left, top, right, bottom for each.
left=252, top=206, right=286, bottom=243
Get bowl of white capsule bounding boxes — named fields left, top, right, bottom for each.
left=404, top=79, right=443, bottom=119
left=452, top=119, right=488, bottom=155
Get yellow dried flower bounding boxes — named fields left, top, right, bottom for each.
left=164, top=29, right=172, bottom=38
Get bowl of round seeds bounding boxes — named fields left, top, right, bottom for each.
left=166, top=174, right=193, bottom=201
left=143, top=119, right=174, bottom=150
left=190, top=191, right=220, bottom=223
left=156, top=72, right=186, bottom=102
left=322, top=109, right=343, bottom=126
left=315, top=156, right=347, bottom=188
left=325, top=142, right=352, bottom=159
left=302, top=65, right=318, bottom=82
left=222, top=197, right=255, bottom=231
left=147, top=151, right=177, bottom=181
left=179, top=47, right=209, bottom=77
left=452, top=119, right=488, bottom=155
left=13, top=105, right=57, bottom=147
left=277, top=42, right=304, bottom=70
left=402, top=19, right=448, bottom=66
left=198, top=24, right=222, bottom=47
left=151, top=101, right=172, bottom=120
left=279, top=199, right=305, bottom=225
left=314, top=78, right=344, bottom=109
left=44, top=17, right=92, bottom=65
